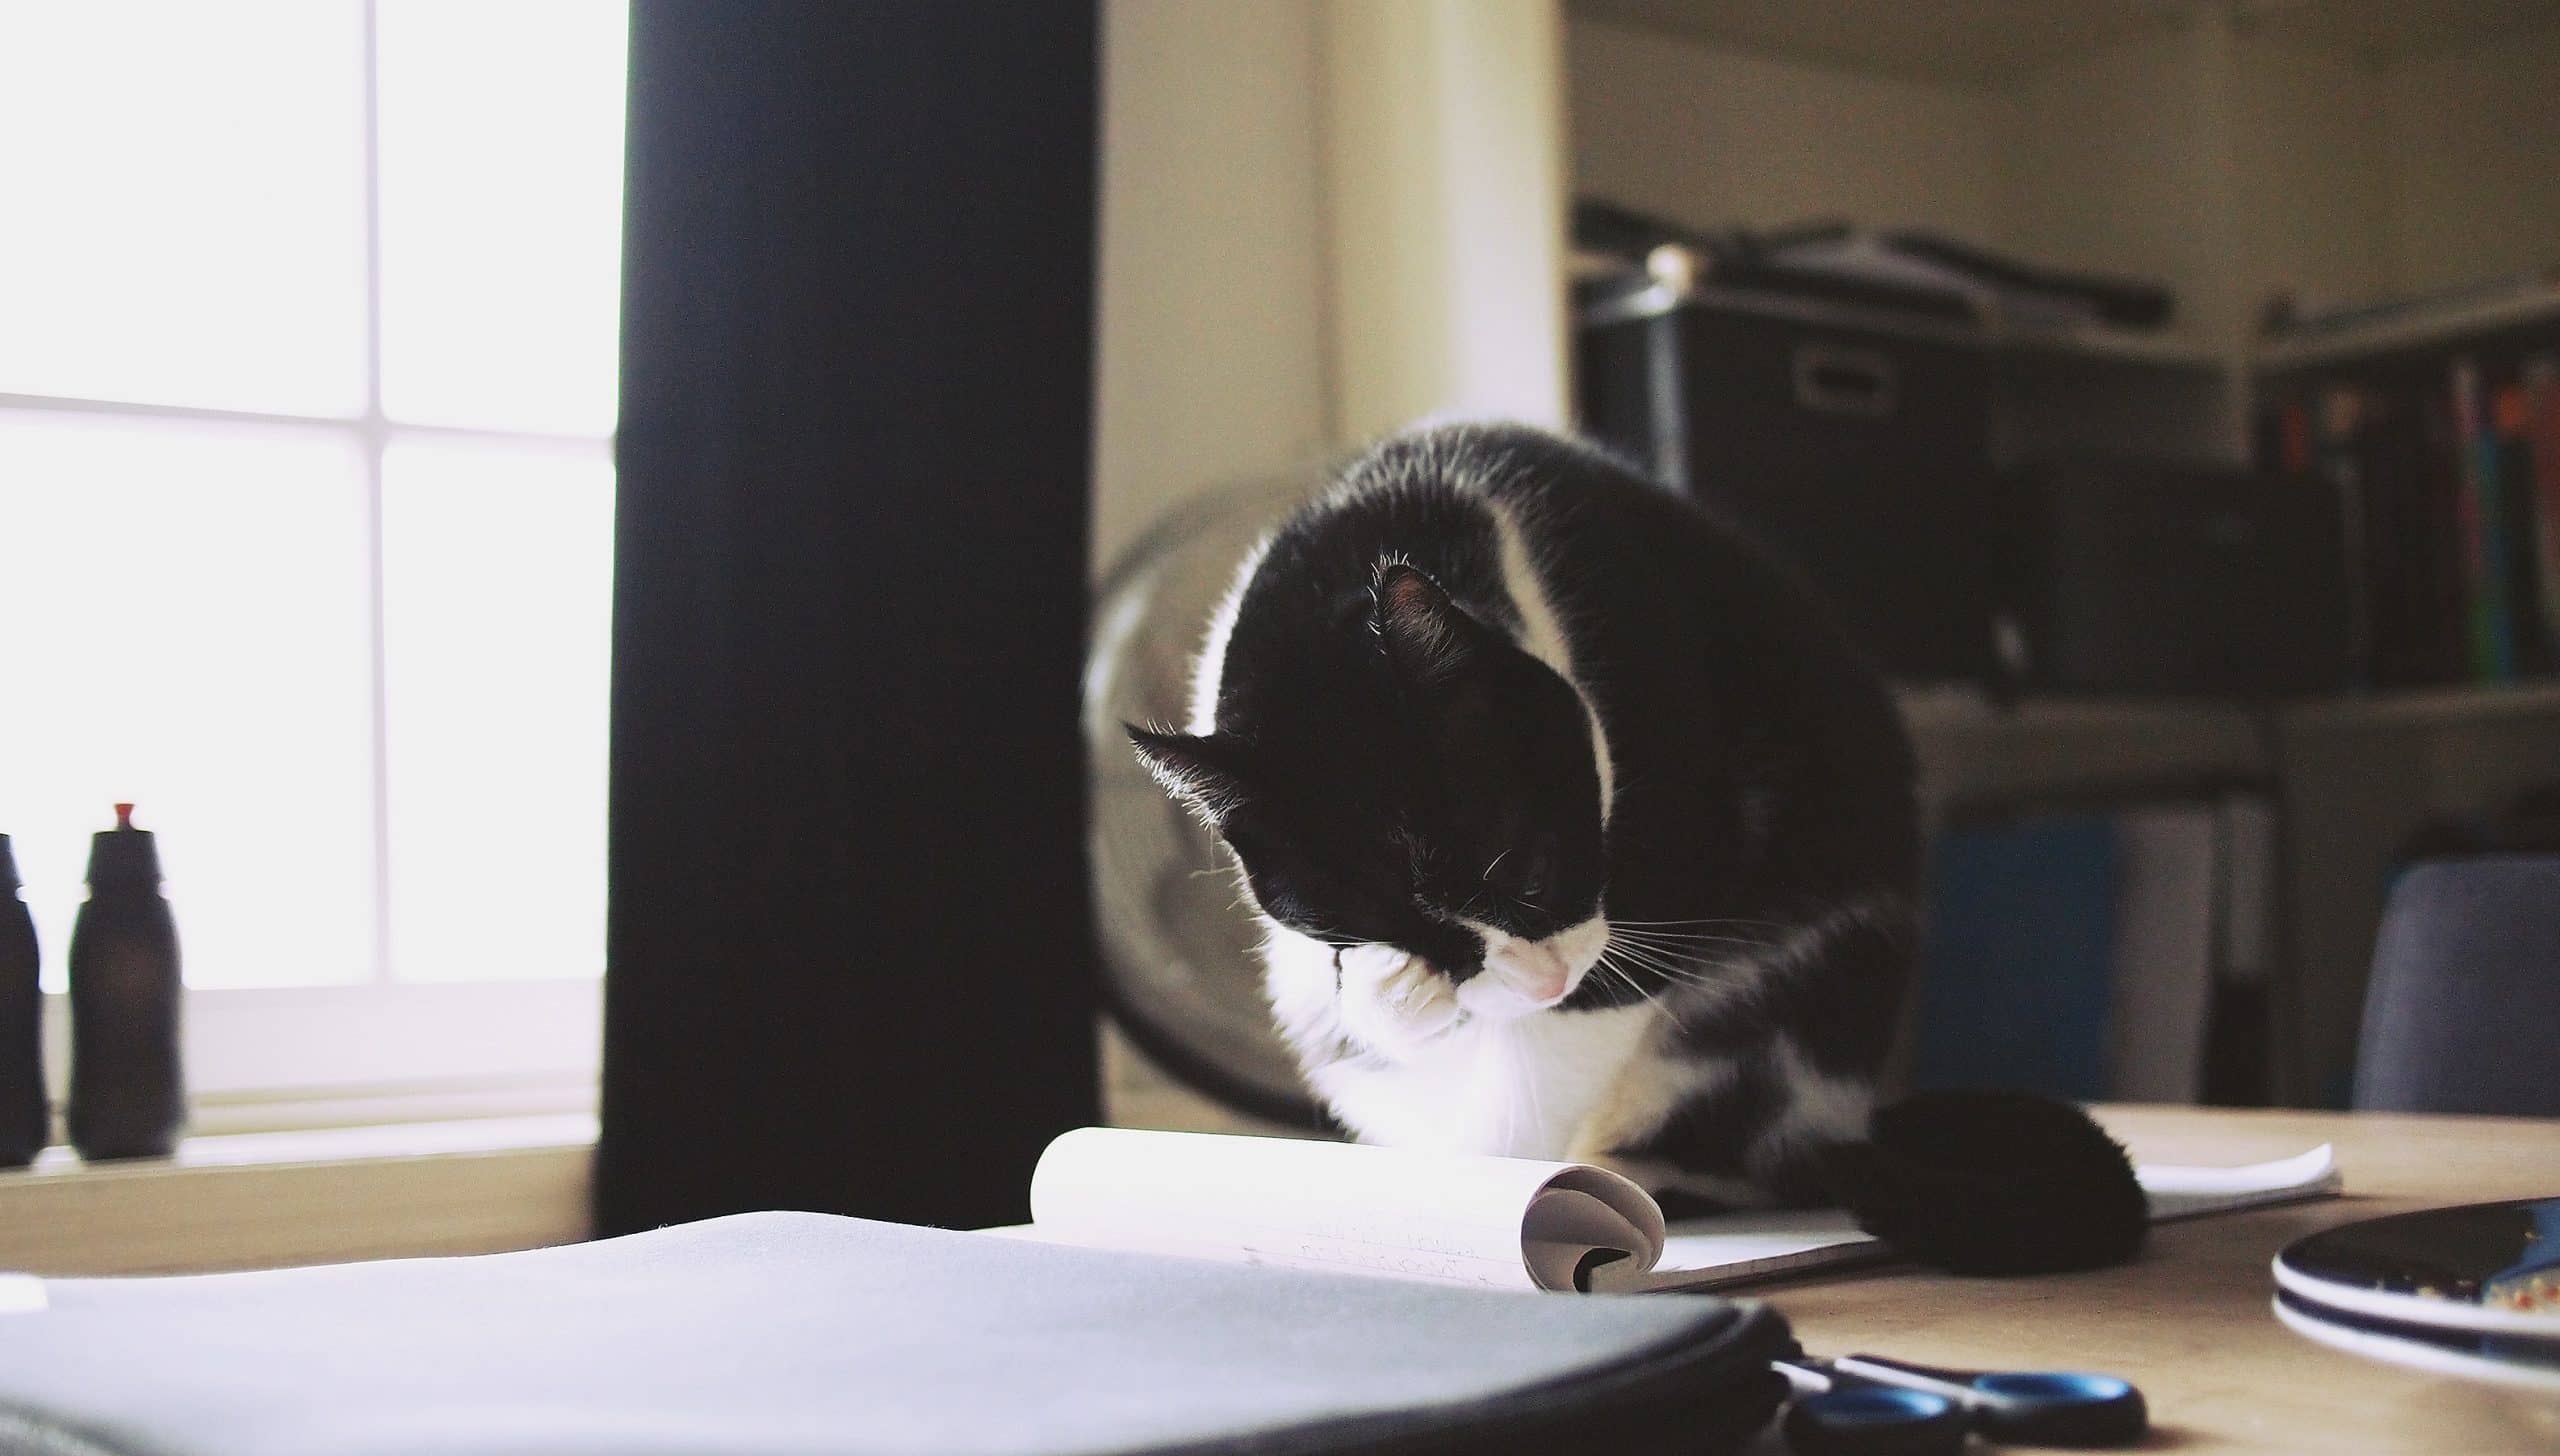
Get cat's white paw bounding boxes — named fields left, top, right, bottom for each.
left=1335, top=949, right=1461, bottom=1058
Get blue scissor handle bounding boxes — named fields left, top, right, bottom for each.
left=1782, top=1384, right=1968, bottom=1456
left=1843, top=1353, right=2146, bottom=1446
left=1777, top=1351, right=2147, bottom=1453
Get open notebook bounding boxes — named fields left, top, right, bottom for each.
left=993, top=1127, right=2341, bottom=1294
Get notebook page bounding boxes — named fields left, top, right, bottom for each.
left=1024, top=1128, right=1662, bottom=1292
left=2141, top=1144, right=2340, bottom=1219
left=1637, top=1146, right=2342, bottom=1292
left=1643, top=1209, right=1880, bottom=1292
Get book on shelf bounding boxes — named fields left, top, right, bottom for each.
left=988, top=1127, right=2340, bottom=1295
left=2530, top=358, right=2560, bottom=660
left=2459, top=360, right=2516, bottom=679
left=2498, top=381, right=2556, bottom=677
left=2258, top=340, right=2560, bottom=688
left=2315, top=386, right=2374, bottom=687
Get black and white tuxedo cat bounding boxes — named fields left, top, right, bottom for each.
left=1131, top=423, right=1920, bottom=1208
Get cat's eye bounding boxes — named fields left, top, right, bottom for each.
left=1490, top=835, right=1557, bottom=903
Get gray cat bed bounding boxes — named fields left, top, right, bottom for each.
left=0, top=1211, right=1790, bottom=1456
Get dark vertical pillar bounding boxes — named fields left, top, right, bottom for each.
left=599, top=0, right=1100, bottom=1234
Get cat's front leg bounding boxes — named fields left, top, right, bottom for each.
left=1331, top=945, right=1462, bottom=1059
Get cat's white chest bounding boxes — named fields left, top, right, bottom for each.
left=1311, top=1003, right=1658, bottom=1160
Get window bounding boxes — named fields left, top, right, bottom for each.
left=0, top=2, right=626, bottom=1126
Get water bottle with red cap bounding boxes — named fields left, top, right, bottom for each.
left=67, top=803, right=185, bottom=1161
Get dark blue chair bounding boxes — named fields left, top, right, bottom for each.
left=2353, top=855, right=2560, bottom=1117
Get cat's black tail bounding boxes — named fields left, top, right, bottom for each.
left=1819, top=1090, right=2149, bottom=1275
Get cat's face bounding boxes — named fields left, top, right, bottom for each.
left=1131, top=564, right=1611, bottom=1035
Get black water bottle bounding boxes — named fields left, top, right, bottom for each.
left=0, top=833, right=45, bottom=1168
left=67, top=804, right=184, bottom=1160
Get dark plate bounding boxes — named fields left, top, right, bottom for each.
left=2274, top=1197, right=2560, bottom=1338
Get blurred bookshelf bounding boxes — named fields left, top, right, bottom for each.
left=2256, top=278, right=2560, bottom=375
left=1564, top=0, right=2560, bottom=1108
left=2251, top=289, right=2560, bottom=696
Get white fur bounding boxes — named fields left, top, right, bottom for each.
left=1764, top=1038, right=1874, bottom=1151
left=1254, top=914, right=1346, bottom=1063
left=1481, top=500, right=1614, bottom=822
left=1316, top=994, right=1661, bottom=1160
left=1566, top=1045, right=1732, bottom=1165
left=1186, top=534, right=1270, bottom=735
left=1332, top=942, right=1462, bottom=1057
left=1256, top=911, right=1679, bottom=1162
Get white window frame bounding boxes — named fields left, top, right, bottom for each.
left=7, top=0, right=608, bottom=1134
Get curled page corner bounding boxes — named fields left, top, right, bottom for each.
left=1519, top=1173, right=1664, bottom=1292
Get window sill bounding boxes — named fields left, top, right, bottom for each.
left=38, top=979, right=604, bottom=1129
left=0, top=1114, right=595, bottom=1277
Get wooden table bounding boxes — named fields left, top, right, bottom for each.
left=1752, top=1106, right=2560, bottom=1453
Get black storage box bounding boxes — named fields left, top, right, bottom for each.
left=1578, top=285, right=1999, bottom=682
left=2002, top=454, right=2353, bottom=697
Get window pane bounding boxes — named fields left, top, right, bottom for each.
left=377, top=0, right=628, bottom=437
left=382, top=437, right=611, bottom=982
left=0, top=413, right=377, bottom=989
left=0, top=4, right=367, bottom=417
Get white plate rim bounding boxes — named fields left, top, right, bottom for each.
left=2271, top=1212, right=2560, bottom=1340
left=2272, top=1293, right=2560, bottom=1396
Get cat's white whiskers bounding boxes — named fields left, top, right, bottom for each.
left=1618, top=949, right=1742, bottom=981
left=1599, top=933, right=1700, bottom=965
left=1616, top=935, right=1775, bottom=951
left=1598, top=947, right=1692, bottom=983
left=1599, top=939, right=1747, bottom=992
left=1602, top=925, right=1774, bottom=953
left=1605, top=917, right=1788, bottom=932
left=1605, top=938, right=1765, bottom=961
left=1592, top=953, right=1695, bottom=1035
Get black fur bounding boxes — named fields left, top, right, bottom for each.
left=1135, top=423, right=1920, bottom=1201
left=1826, top=1090, right=2149, bottom=1274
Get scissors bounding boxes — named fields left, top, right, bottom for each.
left=1773, top=1347, right=2147, bottom=1455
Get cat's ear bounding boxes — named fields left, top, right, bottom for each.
left=1126, top=725, right=1253, bottom=829
left=1373, top=563, right=1498, bottom=688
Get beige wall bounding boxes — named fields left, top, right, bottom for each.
left=1090, top=0, right=1333, bottom=577
left=1567, top=18, right=2002, bottom=243
left=1566, top=11, right=2560, bottom=343
left=1093, top=0, right=1573, bottom=578
left=2382, top=20, right=2560, bottom=295
left=1995, top=23, right=2245, bottom=351
left=2231, top=32, right=2394, bottom=320
left=1326, top=0, right=1571, bottom=444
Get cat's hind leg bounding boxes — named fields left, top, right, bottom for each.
left=1608, top=896, right=1913, bottom=1206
